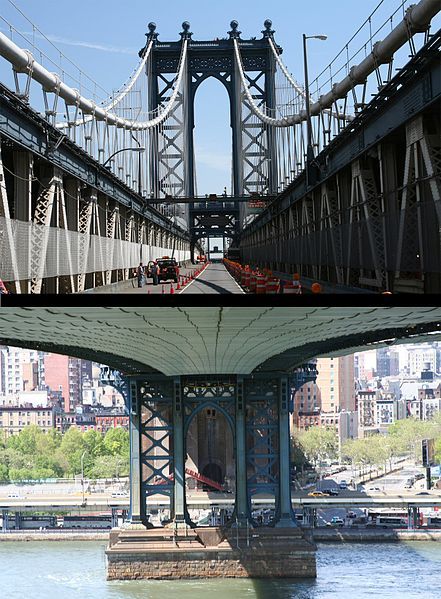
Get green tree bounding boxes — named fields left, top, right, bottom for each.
left=58, top=427, right=87, bottom=476
left=6, top=425, right=44, bottom=455
left=88, top=454, right=129, bottom=479
left=297, top=427, right=338, bottom=468
left=103, top=427, right=129, bottom=459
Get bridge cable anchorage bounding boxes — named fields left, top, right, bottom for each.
left=233, top=0, right=440, bottom=128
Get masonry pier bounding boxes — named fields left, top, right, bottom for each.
left=104, top=371, right=318, bottom=579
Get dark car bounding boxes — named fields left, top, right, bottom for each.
left=322, top=489, right=339, bottom=496
left=148, top=258, right=179, bottom=283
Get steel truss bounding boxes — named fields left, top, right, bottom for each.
left=119, top=372, right=312, bottom=528
left=139, top=379, right=174, bottom=505
left=0, top=136, right=191, bottom=292
left=244, top=377, right=280, bottom=514
left=241, top=107, right=441, bottom=292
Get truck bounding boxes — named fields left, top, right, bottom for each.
left=147, top=257, right=179, bottom=283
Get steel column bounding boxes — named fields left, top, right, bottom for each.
left=235, top=376, right=249, bottom=524
left=128, top=379, right=143, bottom=525
left=276, top=376, right=296, bottom=527
left=173, top=377, right=187, bottom=525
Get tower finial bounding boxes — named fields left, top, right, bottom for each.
left=262, top=19, right=275, bottom=38
left=228, top=20, right=241, bottom=39
left=180, top=21, right=193, bottom=40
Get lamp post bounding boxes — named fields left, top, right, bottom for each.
left=80, top=450, right=87, bottom=505
left=130, top=134, right=144, bottom=196
left=302, top=34, right=327, bottom=187
left=102, top=147, right=145, bottom=169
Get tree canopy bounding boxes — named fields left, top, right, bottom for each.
left=0, top=425, right=130, bottom=482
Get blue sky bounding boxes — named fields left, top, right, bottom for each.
left=1, top=0, right=438, bottom=198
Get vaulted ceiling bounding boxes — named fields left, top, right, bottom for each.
left=0, top=307, right=440, bottom=375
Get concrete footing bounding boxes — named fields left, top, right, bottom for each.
left=106, top=526, right=317, bottom=580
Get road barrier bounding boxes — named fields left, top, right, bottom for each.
left=265, top=276, right=279, bottom=294
left=256, top=275, right=266, bottom=294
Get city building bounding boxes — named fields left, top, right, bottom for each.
left=0, top=346, right=41, bottom=396
left=376, top=348, right=400, bottom=378
left=0, top=405, right=54, bottom=439
left=315, top=356, right=355, bottom=413
left=95, top=410, right=129, bottom=433
left=44, top=354, right=93, bottom=413
left=357, top=389, right=406, bottom=435
left=404, top=345, right=438, bottom=376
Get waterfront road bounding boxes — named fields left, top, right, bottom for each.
left=2, top=492, right=441, bottom=511
left=180, top=263, right=244, bottom=294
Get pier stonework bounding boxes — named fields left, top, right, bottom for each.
left=106, top=527, right=317, bottom=579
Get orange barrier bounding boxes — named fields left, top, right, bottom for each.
left=249, top=272, right=257, bottom=293
left=256, top=275, right=267, bottom=294
left=266, top=277, right=279, bottom=294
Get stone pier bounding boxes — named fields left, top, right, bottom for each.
left=106, top=526, right=317, bottom=580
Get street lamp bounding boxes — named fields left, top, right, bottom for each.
left=80, top=450, right=87, bottom=505
left=102, top=146, right=145, bottom=168
left=302, top=33, right=327, bottom=187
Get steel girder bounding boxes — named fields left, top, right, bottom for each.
left=239, top=33, right=441, bottom=292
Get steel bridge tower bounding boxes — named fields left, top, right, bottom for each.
left=142, top=20, right=280, bottom=253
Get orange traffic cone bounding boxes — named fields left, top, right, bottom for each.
left=170, top=285, right=175, bottom=294
left=176, top=279, right=181, bottom=290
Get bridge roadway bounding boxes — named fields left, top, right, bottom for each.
left=180, top=262, right=244, bottom=294
left=2, top=492, right=441, bottom=512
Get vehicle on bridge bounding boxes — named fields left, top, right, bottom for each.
left=147, top=257, right=179, bottom=283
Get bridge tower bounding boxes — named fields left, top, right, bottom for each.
left=142, top=20, right=280, bottom=253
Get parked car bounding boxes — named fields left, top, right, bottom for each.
left=322, top=489, right=339, bottom=496
left=339, top=480, right=348, bottom=490
left=326, top=517, right=344, bottom=527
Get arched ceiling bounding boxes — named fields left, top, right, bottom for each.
left=0, top=307, right=440, bottom=376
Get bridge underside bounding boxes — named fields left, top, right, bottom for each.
left=0, top=305, right=439, bottom=578
left=0, top=307, right=440, bottom=375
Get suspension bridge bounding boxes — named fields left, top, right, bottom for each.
left=0, top=0, right=440, bottom=293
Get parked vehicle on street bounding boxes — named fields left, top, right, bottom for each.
left=147, top=257, right=179, bottom=283
left=339, top=480, right=348, bottom=490
left=322, top=489, right=339, bottom=496
left=326, top=517, right=344, bottom=527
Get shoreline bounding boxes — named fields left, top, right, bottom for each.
left=1, top=528, right=441, bottom=542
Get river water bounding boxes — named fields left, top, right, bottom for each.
left=1, top=541, right=440, bottom=599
